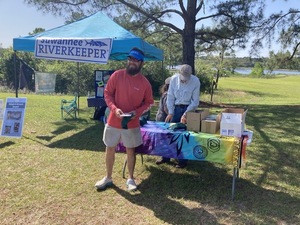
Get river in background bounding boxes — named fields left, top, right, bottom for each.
left=234, top=68, right=300, bottom=75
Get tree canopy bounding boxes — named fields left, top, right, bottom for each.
left=24, top=0, right=268, bottom=72
left=251, top=4, right=300, bottom=59
left=2, top=0, right=297, bottom=95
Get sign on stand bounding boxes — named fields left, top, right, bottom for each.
left=0, top=98, right=27, bottom=138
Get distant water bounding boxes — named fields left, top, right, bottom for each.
left=235, top=68, right=300, bottom=75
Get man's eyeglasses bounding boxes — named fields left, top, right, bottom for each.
left=128, top=56, right=141, bottom=62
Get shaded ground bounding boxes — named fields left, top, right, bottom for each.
left=200, top=100, right=234, bottom=108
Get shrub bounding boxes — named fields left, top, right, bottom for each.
left=250, top=62, right=264, bottom=78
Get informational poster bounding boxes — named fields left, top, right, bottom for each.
left=0, top=98, right=27, bottom=138
left=35, top=72, right=56, bottom=93
left=0, top=99, right=4, bottom=120
left=94, top=70, right=114, bottom=98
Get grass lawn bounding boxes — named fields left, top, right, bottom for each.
left=0, top=75, right=299, bottom=225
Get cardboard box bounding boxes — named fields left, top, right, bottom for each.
left=220, top=108, right=247, bottom=137
left=186, top=109, right=209, bottom=132
left=201, top=114, right=221, bottom=134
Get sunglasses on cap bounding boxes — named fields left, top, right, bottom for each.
left=128, top=56, right=141, bottom=62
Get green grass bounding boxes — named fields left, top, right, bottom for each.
left=202, top=75, right=300, bottom=105
left=0, top=75, right=300, bottom=225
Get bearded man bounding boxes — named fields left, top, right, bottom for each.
left=95, top=47, right=154, bottom=192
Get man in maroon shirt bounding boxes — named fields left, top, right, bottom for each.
left=95, top=47, right=154, bottom=192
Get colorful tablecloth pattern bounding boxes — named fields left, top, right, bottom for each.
left=116, top=121, right=245, bottom=167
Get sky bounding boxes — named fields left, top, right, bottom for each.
left=0, top=0, right=299, bottom=57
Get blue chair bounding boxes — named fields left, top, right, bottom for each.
left=61, top=96, right=78, bottom=119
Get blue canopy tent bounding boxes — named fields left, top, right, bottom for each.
left=13, top=11, right=163, bottom=61
left=12, top=12, right=163, bottom=112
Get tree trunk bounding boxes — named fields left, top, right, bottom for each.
left=215, top=51, right=224, bottom=90
left=181, top=0, right=197, bottom=73
left=182, top=30, right=196, bottom=73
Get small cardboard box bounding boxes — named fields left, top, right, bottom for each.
left=186, top=109, right=209, bottom=132
left=201, top=114, right=221, bottom=134
left=220, top=108, right=247, bottom=137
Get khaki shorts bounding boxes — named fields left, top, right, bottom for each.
left=103, top=125, right=142, bottom=148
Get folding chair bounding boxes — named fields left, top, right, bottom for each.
left=61, top=96, right=78, bottom=119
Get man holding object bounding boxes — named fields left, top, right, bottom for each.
left=95, top=47, right=154, bottom=191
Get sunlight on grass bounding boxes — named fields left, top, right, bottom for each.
left=0, top=75, right=300, bottom=224
left=201, top=76, right=300, bottom=105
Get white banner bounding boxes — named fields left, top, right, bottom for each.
left=35, top=38, right=112, bottom=64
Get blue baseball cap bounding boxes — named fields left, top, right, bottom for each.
left=128, top=49, right=144, bottom=61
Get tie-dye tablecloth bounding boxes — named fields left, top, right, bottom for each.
left=117, top=121, right=248, bottom=168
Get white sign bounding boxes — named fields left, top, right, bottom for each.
left=0, top=98, right=27, bottom=138
left=35, top=72, right=56, bottom=93
left=35, top=38, right=112, bottom=64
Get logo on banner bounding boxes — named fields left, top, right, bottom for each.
left=35, top=38, right=112, bottom=64
left=193, top=145, right=208, bottom=159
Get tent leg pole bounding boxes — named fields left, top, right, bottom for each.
left=77, top=62, right=80, bottom=116
left=14, top=51, right=18, bottom=98
left=161, top=60, right=164, bottom=80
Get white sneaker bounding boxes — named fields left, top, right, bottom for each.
left=126, top=179, right=137, bottom=191
left=95, top=177, right=113, bottom=190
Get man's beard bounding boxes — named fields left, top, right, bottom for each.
left=126, top=64, right=142, bottom=75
